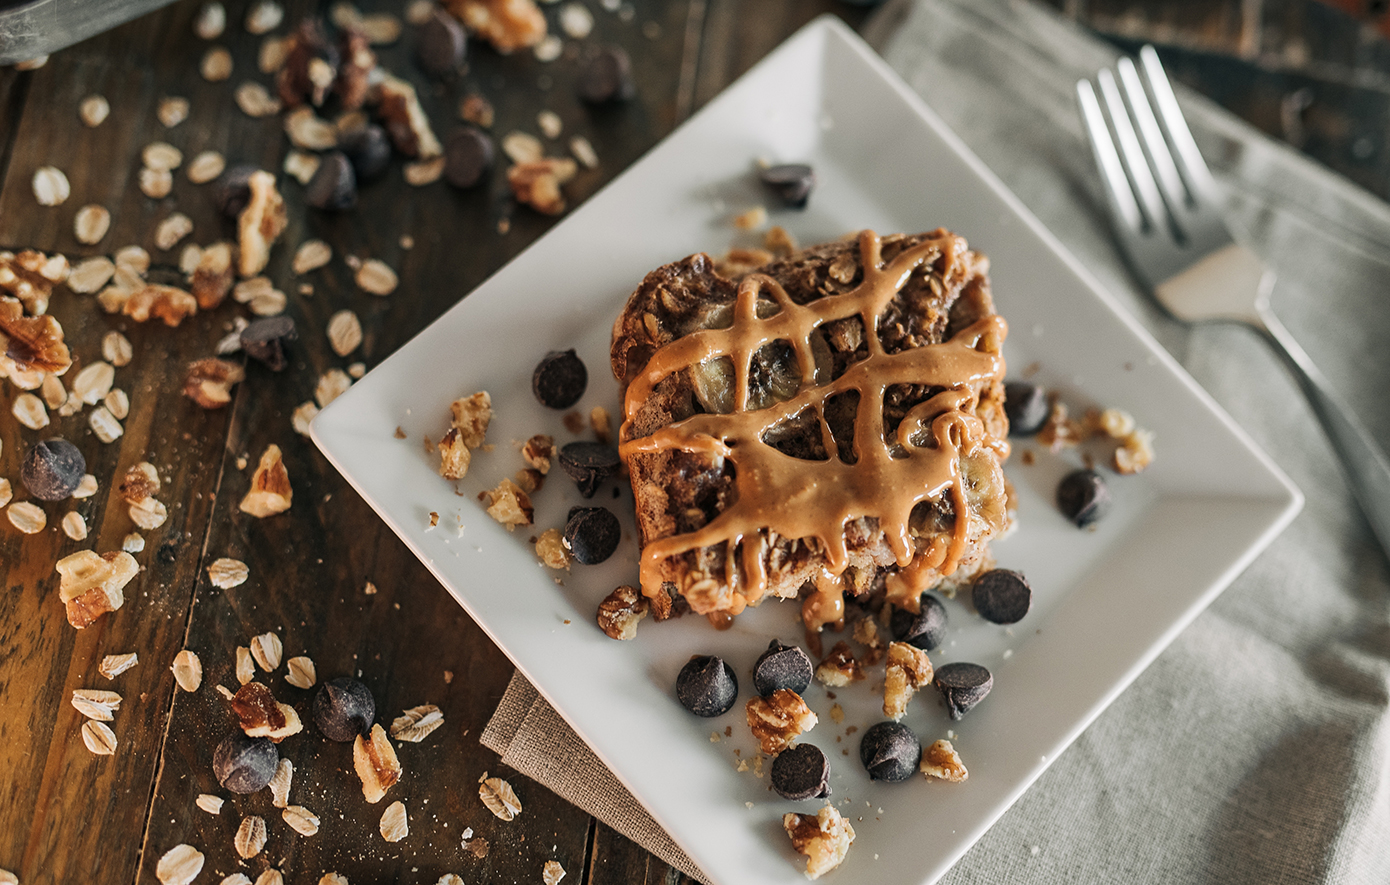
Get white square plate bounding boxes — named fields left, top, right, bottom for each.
left=313, top=17, right=1301, bottom=885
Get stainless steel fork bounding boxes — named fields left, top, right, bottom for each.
left=1077, top=46, right=1390, bottom=560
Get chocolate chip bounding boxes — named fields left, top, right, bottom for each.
left=890, top=593, right=948, bottom=651
left=313, top=676, right=375, bottom=742
left=578, top=46, right=635, bottom=104
left=239, top=316, right=297, bottom=372
left=859, top=721, right=920, bottom=783
left=563, top=506, right=620, bottom=565
left=934, top=662, right=993, bottom=720
left=971, top=569, right=1031, bottom=624
left=753, top=640, right=813, bottom=697
left=771, top=743, right=831, bottom=800
left=21, top=439, right=85, bottom=501
left=1004, top=381, right=1049, bottom=436
left=213, top=731, right=279, bottom=793
left=417, top=9, right=466, bottom=76
left=215, top=164, right=258, bottom=219
left=444, top=126, right=494, bottom=189
left=1056, top=468, right=1111, bottom=528
left=305, top=151, right=357, bottom=211
left=675, top=655, right=737, bottom=717
left=532, top=349, right=587, bottom=409
left=557, top=441, right=619, bottom=498
left=758, top=164, right=815, bottom=209
left=339, top=124, right=393, bottom=182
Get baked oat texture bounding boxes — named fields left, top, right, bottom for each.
left=612, top=230, right=1010, bottom=621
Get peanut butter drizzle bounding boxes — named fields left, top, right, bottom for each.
left=619, top=230, right=1007, bottom=616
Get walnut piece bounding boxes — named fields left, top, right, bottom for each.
left=783, top=805, right=855, bottom=880
left=596, top=585, right=647, bottom=640
left=56, top=550, right=139, bottom=629
left=507, top=158, right=577, bottom=215
left=376, top=74, right=442, bottom=158
left=240, top=444, right=293, bottom=517
left=450, top=391, right=492, bottom=447
left=353, top=723, right=402, bottom=803
left=535, top=528, right=570, bottom=569
left=0, top=249, right=68, bottom=315
left=1, top=296, right=71, bottom=375
left=232, top=682, right=303, bottom=742
left=814, top=641, right=864, bottom=687
left=481, top=478, right=533, bottom=530
left=437, top=427, right=472, bottom=479
left=920, top=738, right=968, bottom=782
left=445, top=0, right=546, bottom=53
left=184, top=357, right=246, bottom=408
left=237, top=170, right=288, bottom=277
left=1037, top=400, right=1083, bottom=452
left=883, top=641, right=933, bottom=721
left=746, top=689, right=817, bottom=755
left=1114, top=427, right=1155, bottom=474
left=191, top=242, right=235, bottom=309
left=123, top=284, right=198, bottom=326
left=521, top=433, right=554, bottom=473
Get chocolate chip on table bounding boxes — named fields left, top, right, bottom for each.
left=417, top=8, right=466, bottom=77
left=532, top=349, right=588, bottom=409
left=557, top=441, right=620, bottom=498
left=444, top=126, right=494, bottom=189
left=215, top=164, right=258, bottom=219
left=213, top=731, right=279, bottom=793
left=239, top=316, right=297, bottom=372
left=971, top=569, right=1031, bottom=624
left=304, top=151, right=357, bottom=211
left=890, top=593, right=948, bottom=651
left=758, top=164, right=815, bottom=210
left=1004, top=381, right=1049, bottom=437
left=676, top=655, right=738, bottom=717
left=859, top=721, right=920, bottom=783
left=753, top=639, right=813, bottom=697
left=563, top=506, right=621, bottom=565
left=313, top=676, right=375, bottom=742
left=1056, top=468, right=1111, bottom=528
left=577, top=46, right=636, bottom=104
left=21, top=439, right=85, bottom=501
left=339, top=124, right=393, bottom=183
left=934, top=662, right=993, bottom=720
left=771, top=743, right=831, bottom=800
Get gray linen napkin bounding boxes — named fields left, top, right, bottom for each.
left=484, top=1, right=1390, bottom=881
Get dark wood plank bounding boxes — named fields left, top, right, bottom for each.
left=587, top=821, right=696, bottom=885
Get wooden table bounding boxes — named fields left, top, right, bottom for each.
left=3, top=1, right=1387, bottom=884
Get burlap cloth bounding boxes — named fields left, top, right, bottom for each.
left=485, top=1, right=1390, bottom=881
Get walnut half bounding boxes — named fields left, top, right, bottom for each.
left=920, top=738, right=968, bottom=782
left=746, top=689, right=817, bottom=755
left=231, top=682, right=303, bottom=742
left=783, top=805, right=855, bottom=880
left=883, top=641, right=933, bottom=721
left=239, top=444, right=293, bottom=517
left=56, top=550, right=139, bottom=628
left=353, top=723, right=402, bottom=803
left=596, top=585, right=647, bottom=640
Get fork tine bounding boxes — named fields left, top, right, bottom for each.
left=1077, top=79, right=1143, bottom=235
left=1137, top=45, right=1219, bottom=205
left=1096, top=67, right=1168, bottom=236
left=1116, top=56, right=1191, bottom=236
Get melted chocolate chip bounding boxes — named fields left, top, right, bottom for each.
left=21, top=438, right=85, bottom=501
left=417, top=8, right=466, bottom=76
left=971, top=569, right=1031, bottom=624
left=753, top=640, right=813, bottom=697
left=444, top=126, right=494, bottom=189
left=563, top=506, right=621, bottom=565
left=558, top=441, right=620, bottom=498
left=1004, top=381, right=1049, bottom=436
left=240, top=316, right=297, bottom=372
left=1056, top=468, right=1111, bottom=528
left=758, top=164, right=815, bottom=209
left=532, top=349, right=588, bottom=408
left=771, top=743, right=831, bottom=800
left=859, top=721, right=920, bottom=783
left=313, top=676, right=375, bottom=742
left=676, top=655, right=738, bottom=717
left=305, top=151, right=357, bottom=211
left=934, top=662, right=993, bottom=720
left=213, top=731, right=279, bottom=793
left=339, top=124, right=393, bottom=182
left=890, top=593, right=948, bottom=651
left=578, top=46, right=635, bottom=104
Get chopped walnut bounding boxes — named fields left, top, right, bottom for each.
left=507, top=158, right=577, bottom=215
left=122, top=284, right=198, bottom=326
left=851, top=615, right=884, bottom=649
left=376, top=74, right=442, bottom=158
left=746, top=689, right=817, bottom=755
left=514, top=467, right=544, bottom=494
left=460, top=92, right=494, bottom=128
left=119, top=462, right=161, bottom=504
left=240, top=444, right=293, bottom=517
left=237, top=171, right=288, bottom=278
left=1114, top=427, right=1155, bottom=475
left=764, top=225, right=797, bottom=258
left=783, top=805, right=855, bottom=880
left=814, top=641, right=864, bottom=687
left=183, top=357, right=246, bottom=408
left=0, top=296, right=71, bottom=375
left=481, top=478, right=532, bottom=530
left=1096, top=407, right=1136, bottom=438
left=335, top=27, right=377, bottom=111
left=590, top=407, right=612, bottom=444
left=883, top=642, right=933, bottom=721
left=56, top=550, right=139, bottom=629
left=353, top=723, right=402, bottom=803
left=714, top=247, right=773, bottom=279
left=535, top=528, right=571, bottom=570
left=437, top=427, right=472, bottom=480
left=277, top=19, right=337, bottom=108
left=450, top=391, right=492, bottom=447
left=732, top=206, right=767, bottom=231
left=445, top=0, right=546, bottom=53
left=0, top=249, right=68, bottom=315
left=190, top=242, right=235, bottom=309
left=522, top=434, right=555, bottom=473
left=232, top=681, right=303, bottom=742
left=596, top=585, right=648, bottom=639
left=920, top=738, right=968, bottom=782
left=1037, top=400, right=1083, bottom=452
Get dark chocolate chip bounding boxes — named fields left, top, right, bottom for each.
left=859, top=721, right=920, bottom=783
left=215, top=164, right=258, bottom=219
left=212, top=731, right=279, bottom=793
left=21, top=438, right=85, bottom=501
left=444, top=126, right=494, bottom=189
left=239, top=316, right=297, bottom=372
left=758, top=164, right=815, bottom=209
left=771, top=743, right=831, bottom=800
left=578, top=46, right=635, bottom=104
left=339, top=124, right=393, bottom=182
left=563, top=506, right=621, bottom=565
left=934, top=662, right=993, bottom=720
left=305, top=151, right=357, bottom=211
left=557, top=441, right=619, bottom=498
left=753, top=640, right=813, bottom=697
left=532, top=349, right=587, bottom=409
left=890, top=593, right=948, bottom=651
left=1056, top=468, right=1111, bottom=528
left=675, top=655, right=738, bottom=717
left=313, top=676, right=376, bottom=742
left=417, top=9, right=466, bottom=76
left=1004, top=381, right=1049, bottom=436
left=157, top=539, right=179, bottom=563
left=971, top=569, right=1031, bottom=624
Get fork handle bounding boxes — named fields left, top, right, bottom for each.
left=1256, top=300, right=1390, bottom=560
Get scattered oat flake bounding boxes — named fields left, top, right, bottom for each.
left=379, top=800, right=408, bottom=842
left=390, top=704, right=443, bottom=743
left=406, top=0, right=434, bottom=24
left=154, top=213, right=194, bottom=251
left=319, top=874, right=348, bottom=885
left=293, top=240, right=332, bottom=274
left=543, top=860, right=566, bottom=885
left=436, top=876, right=464, bottom=885
left=62, top=511, right=88, bottom=540
left=266, top=757, right=294, bottom=807
left=8, top=502, right=46, bottom=534
left=534, top=34, right=562, bottom=62
left=283, top=804, right=320, bottom=835
left=537, top=110, right=562, bottom=139
left=201, top=45, right=234, bottom=80
left=0, top=480, right=10, bottom=509
left=74, top=204, right=112, bottom=245
left=80, top=95, right=110, bottom=127
left=158, top=96, right=190, bottom=128
left=73, top=361, right=115, bottom=405
left=254, top=870, right=284, bottom=885
left=291, top=401, right=320, bottom=437
left=172, top=650, right=203, bottom=692
left=404, top=157, right=445, bottom=186
left=480, top=777, right=522, bottom=821
left=235, top=814, right=267, bottom=858
left=355, top=259, right=397, bottom=295
left=236, top=646, right=255, bottom=685
left=502, top=131, right=543, bottom=164
left=12, top=393, right=48, bottom=430
left=327, top=310, right=362, bottom=356
left=187, top=151, right=226, bottom=184
left=284, top=107, right=337, bottom=150
left=82, top=720, right=117, bottom=755
left=259, top=34, right=290, bottom=73
left=315, top=369, right=352, bottom=409
left=194, top=2, right=225, bottom=39
left=246, top=0, right=284, bottom=34
left=285, top=656, right=316, bottom=689
left=196, top=793, right=224, bottom=815
left=251, top=631, right=283, bottom=671
left=143, top=142, right=183, bottom=172
left=364, top=581, right=378, bottom=595
left=100, top=652, right=138, bottom=679
left=235, top=82, right=281, bottom=117
left=208, top=557, right=249, bottom=589
left=283, top=150, right=320, bottom=185
left=71, top=688, right=122, bottom=721
left=71, top=257, right=117, bottom=293
left=139, top=167, right=173, bottom=199
left=105, top=389, right=130, bottom=420
left=33, top=166, right=70, bottom=206
left=90, top=406, right=124, bottom=443
left=122, top=533, right=145, bottom=553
